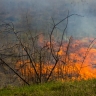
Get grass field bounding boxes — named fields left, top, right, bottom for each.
left=0, top=79, right=96, bottom=96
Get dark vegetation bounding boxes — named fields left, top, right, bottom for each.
left=0, top=11, right=82, bottom=86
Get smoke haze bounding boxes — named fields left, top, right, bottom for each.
left=0, top=0, right=96, bottom=37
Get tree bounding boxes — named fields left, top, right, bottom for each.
left=0, top=10, right=84, bottom=86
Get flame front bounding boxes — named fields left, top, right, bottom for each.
left=15, top=37, right=96, bottom=82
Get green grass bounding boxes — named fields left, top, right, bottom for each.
left=0, top=79, right=96, bottom=96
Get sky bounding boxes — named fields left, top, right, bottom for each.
left=0, top=0, right=96, bottom=37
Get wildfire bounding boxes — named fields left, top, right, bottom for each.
left=15, top=37, right=96, bottom=82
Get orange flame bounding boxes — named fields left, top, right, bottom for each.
left=15, top=37, right=96, bottom=81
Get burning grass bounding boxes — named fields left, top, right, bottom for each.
left=15, top=37, right=96, bottom=83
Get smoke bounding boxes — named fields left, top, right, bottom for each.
left=0, top=0, right=96, bottom=37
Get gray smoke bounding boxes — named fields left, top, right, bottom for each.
left=0, top=0, right=96, bottom=37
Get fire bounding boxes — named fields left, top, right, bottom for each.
left=15, top=37, right=96, bottom=82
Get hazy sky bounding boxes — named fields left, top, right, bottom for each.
left=0, top=0, right=96, bottom=37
